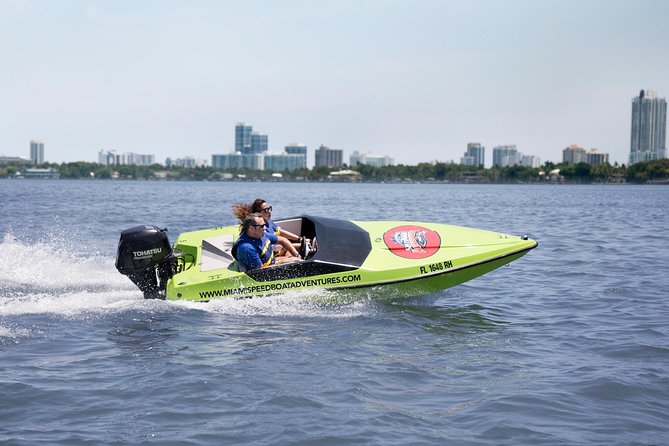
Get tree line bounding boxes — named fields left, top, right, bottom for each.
left=2, top=159, right=669, bottom=184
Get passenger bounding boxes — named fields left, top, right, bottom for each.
left=231, top=214, right=300, bottom=271
left=232, top=198, right=302, bottom=255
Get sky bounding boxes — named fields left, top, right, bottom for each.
left=1, top=0, right=668, bottom=167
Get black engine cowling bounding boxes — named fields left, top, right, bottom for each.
left=116, top=225, right=175, bottom=299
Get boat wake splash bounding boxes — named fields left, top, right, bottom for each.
left=0, top=232, right=383, bottom=341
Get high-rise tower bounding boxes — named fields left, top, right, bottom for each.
left=285, top=143, right=307, bottom=157
left=314, top=145, right=343, bottom=168
left=492, top=145, right=519, bottom=168
left=629, top=90, right=667, bottom=165
left=250, top=132, right=268, bottom=154
left=30, top=140, right=44, bottom=165
left=235, top=123, right=253, bottom=153
left=461, top=143, right=485, bottom=168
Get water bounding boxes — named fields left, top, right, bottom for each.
left=1, top=180, right=668, bottom=445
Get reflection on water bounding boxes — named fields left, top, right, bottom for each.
left=107, top=313, right=179, bottom=358
left=388, top=300, right=506, bottom=335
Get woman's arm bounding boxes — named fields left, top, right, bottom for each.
left=276, top=235, right=300, bottom=257
left=278, top=227, right=300, bottom=242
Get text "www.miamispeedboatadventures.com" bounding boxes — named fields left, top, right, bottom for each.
left=198, top=274, right=363, bottom=299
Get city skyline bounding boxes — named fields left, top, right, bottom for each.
left=1, top=1, right=668, bottom=166
left=0, top=122, right=627, bottom=170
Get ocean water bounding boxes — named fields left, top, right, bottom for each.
left=1, top=180, right=668, bottom=445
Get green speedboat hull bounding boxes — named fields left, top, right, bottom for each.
left=152, top=216, right=537, bottom=302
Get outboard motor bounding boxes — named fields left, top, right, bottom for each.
left=115, top=225, right=176, bottom=299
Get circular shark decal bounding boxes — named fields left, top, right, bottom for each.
left=383, top=225, right=441, bottom=259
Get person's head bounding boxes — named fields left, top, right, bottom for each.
left=252, top=198, right=273, bottom=222
left=233, top=198, right=271, bottom=223
left=240, top=213, right=265, bottom=239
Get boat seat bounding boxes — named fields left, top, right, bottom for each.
left=200, top=234, right=235, bottom=272
left=276, top=218, right=303, bottom=236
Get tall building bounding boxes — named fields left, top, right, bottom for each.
left=285, top=143, right=307, bottom=157
left=250, top=132, right=268, bottom=154
left=165, top=157, right=208, bottom=168
left=629, top=89, right=667, bottom=165
left=563, top=145, right=609, bottom=165
left=235, top=123, right=253, bottom=153
left=492, top=145, right=520, bottom=167
left=99, top=150, right=115, bottom=165
left=563, top=144, right=586, bottom=164
left=586, top=149, right=609, bottom=165
left=212, top=151, right=305, bottom=172
left=98, top=150, right=155, bottom=166
left=30, top=140, right=44, bottom=165
left=264, top=153, right=306, bottom=171
left=521, top=154, right=541, bottom=168
left=349, top=151, right=395, bottom=167
left=235, top=123, right=269, bottom=154
left=460, top=143, right=485, bottom=168
left=129, top=153, right=155, bottom=165
left=212, top=153, right=264, bottom=170
left=314, top=145, right=343, bottom=168
left=264, top=145, right=307, bottom=171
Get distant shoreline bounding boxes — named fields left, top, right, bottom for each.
left=2, top=158, right=668, bottom=184
left=3, top=177, right=667, bottom=186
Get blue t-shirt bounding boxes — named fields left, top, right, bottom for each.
left=234, top=232, right=278, bottom=270
left=264, top=219, right=279, bottom=236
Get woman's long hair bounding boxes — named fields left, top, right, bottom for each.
left=232, top=198, right=266, bottom=222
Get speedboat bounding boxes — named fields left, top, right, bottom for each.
left=115, top=215, right=537, bottom=301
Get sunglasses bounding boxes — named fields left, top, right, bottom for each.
left=261, top=206, right=273, bottom=213
left=250, top=224, right=264, bottom=229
